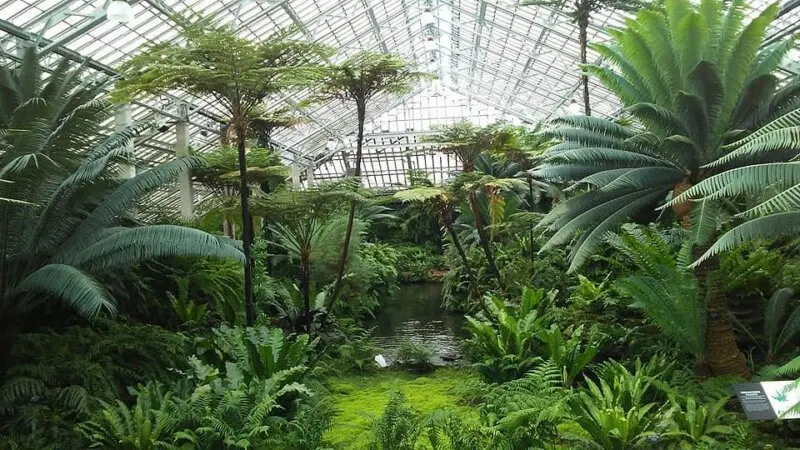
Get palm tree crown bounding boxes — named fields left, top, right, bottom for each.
left=535, top=0, right=795, bottom=272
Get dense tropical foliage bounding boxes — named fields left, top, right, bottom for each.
left=2, top=1, right=800, bottom=449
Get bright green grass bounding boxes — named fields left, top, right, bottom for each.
left=324, top=368, right=479, bottom=449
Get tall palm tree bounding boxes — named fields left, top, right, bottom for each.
left=318, top=51, right=430, bottom=305
left=533, top=0, right=795, bottom=377
left=114, top=17, right=328, bottom=325
left=0, top=48, right=243, bottom=360
left=521, top=0, right=653, bottom=115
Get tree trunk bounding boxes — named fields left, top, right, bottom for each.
left=468, top=190, right=501, bottom=279
left=330, top=100, right=366, bottom=308
left=445, top=220, right=489, bottom=317
left=445, top=221, right=473, bottom=283
left=235, top=124, right=257, bottom=326
left=578, top=13, right=592, bottom=116
left=528, top=175, right=536, bottom=262
left=694, top=252, right=749, bottom=378
left=300, top=245, right=311, bottom=334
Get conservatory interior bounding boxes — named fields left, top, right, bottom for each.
left=1, top=0, right=800, bottom=448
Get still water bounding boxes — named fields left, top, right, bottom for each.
left=371, top=283, right=467, bottom=365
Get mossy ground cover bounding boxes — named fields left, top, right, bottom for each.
left=324, top=368, right=479, bottom=449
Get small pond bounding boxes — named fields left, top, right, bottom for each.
left=371, top=282, right=467, bottom=365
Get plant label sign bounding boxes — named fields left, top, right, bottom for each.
left=735, top=382, right=800, bottom=420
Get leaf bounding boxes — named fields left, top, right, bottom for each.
left=7, top=264, right=115, bottom=318
left=692, top=212, right=800, bottom=266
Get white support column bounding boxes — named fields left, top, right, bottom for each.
left=291, top=164, right=301, bottom=188
left=306, top=165, right=315, bottom=188
left=115, top=104, right=136, bottom=179
left=175, top=103, right=194, bottom=221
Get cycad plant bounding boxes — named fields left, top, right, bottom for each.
left=535, top=0, right=796, bottom=377
left=610, top=226, right=708, bottom=374
left=664, top=106, right=800, bottom=263
left=0, top=48, right=242, bottom=357
left=0, top=45, right=110, bottom=177
left=318, top=51, right=430, bottom=306
left=114, top=17, right=328, bottom=325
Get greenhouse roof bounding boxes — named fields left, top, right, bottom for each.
left=1, top=0, right=799, bottom=208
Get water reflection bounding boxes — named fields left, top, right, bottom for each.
left=371, top=283, right=466, bottom=365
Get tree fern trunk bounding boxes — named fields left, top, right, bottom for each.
left=528, top=175, right=536, bottom=262
left=694, top=252, right=749, bottom=378
left=236, top=124, right=256, bottom=326
left=578, top=11, right=592, bottom=116
left=468, top=190, right=500, bottom=279
left=330, top=100, right=366, bottom=308
left=300, top=244, right=311, bottom=334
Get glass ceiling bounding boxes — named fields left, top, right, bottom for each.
left=1, top=0, right=798, bottom=211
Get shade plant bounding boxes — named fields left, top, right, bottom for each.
left=318, top=51, right=431, bottom=307
left=464, top=287, right=553, bottom=382
left=394, top=184, right=479, bottom=301
left=534, top=0, right=797, bottom=377
left=194, top=145, right=288, bottom=239
left=113, top=16, right=329, bottom=325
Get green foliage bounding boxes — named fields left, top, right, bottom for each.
left=324, top=369, right=478, bottom=448
left=476, top=364, right=570, bottom=448
left=539, top=324, right=600, bottom=387
left=0, top=322, right=189, bottom=448
left=114, top=16, right=329, bottom=111
left=268, top=281, right=329, bottom=332
left=610, top=226, right=707, bottom=364
left=535, top=0, right=793, bottom=271
left=194, top=325, right=316, bottom=386
left=464, top=287, right=554, bottom=382
left=325, top=323, right=383, bottom=374
left=0, top=44, right=111, bottom=177
left=393, top=245, right=445, bottom=283
left=423, top=410, right=489, bottom=450
left=80, top=367, right=316, bottom=449
left=567, top=360, right=662, bottom=449
left=763, top=288, right=800, bottom=361
left=423, top=121, right=520, bottom=173
left=319, top=51, right=432, bottom=105
left=0, top=47, right=243, bottom=326
left=665, top=395, right=735, bottom=449
left=368, top=392, right=422, bottom=450
left=396, top=340, right=435, bottom=374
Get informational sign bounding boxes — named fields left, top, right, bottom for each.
left=735, top=381, right=800, bottom=420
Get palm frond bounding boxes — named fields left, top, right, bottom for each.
left=7, top=264, right=115, bottom=318
left=61, top=225, right=244, bottom=272
left=692, top=212, right=800, bottom=266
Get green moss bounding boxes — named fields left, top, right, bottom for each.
left=324, top=368, right=478, bottom=449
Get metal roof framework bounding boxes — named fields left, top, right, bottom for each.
left=0, top=0, right=798, bottom=211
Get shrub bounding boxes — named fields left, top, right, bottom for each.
left=464, top=287, right=554, bottom=382
left=396, top=340, right=435, bottom=374
left=369, top=392, right=422, bottom=450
